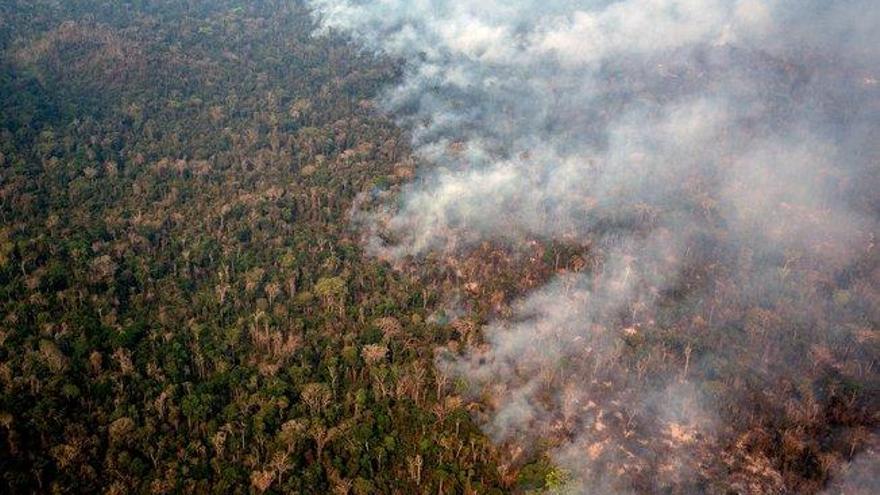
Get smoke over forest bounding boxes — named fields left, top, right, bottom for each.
left=0, top=1, right=876, bottom=493
left=308, top=1, right=880, bottom=492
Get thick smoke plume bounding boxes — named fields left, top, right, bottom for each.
left=308, top=1, right=879, bottom=492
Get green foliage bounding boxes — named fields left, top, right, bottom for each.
left=544, top=467, right=574, bottom=494
left=314, top=276, right=346, bottom=302
left=0, top=2, right=503, bottom=493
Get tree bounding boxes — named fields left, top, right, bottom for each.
left=301, top=382, right=332, bottom=417
left=314, top=276, right=347, bottom=316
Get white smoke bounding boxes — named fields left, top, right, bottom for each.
left=308, top=0, right=879, bottom=492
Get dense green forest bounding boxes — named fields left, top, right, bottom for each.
left=0, top=1, right=508, bottom=493
left=1, top=1, right=878, bottom=494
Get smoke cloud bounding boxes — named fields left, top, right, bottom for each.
left=308, top=1, right=879, bottom=492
